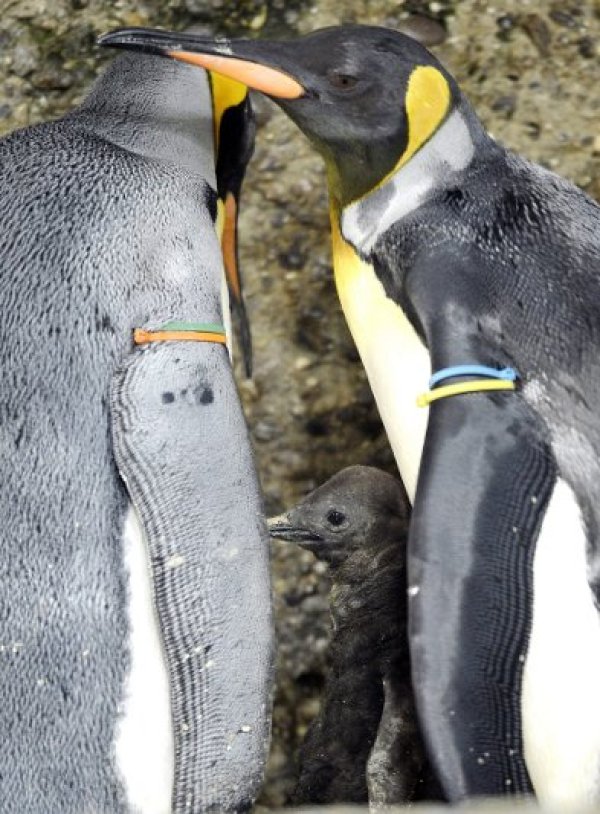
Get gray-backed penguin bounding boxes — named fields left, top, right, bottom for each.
left=0, top=47, right=272, bottom=813
left=100, top=24, right=600, bottom=808
left=269, top=466, right=430, bottom=806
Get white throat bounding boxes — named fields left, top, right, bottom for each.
left=341, top=109, right=475, bottom=255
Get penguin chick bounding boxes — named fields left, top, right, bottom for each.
left=269, top=465, right=428, bottom=806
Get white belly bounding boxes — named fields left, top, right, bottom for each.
left=114, top=505, right=174, bottom=814
left=523, top=478, right=600, bottom=805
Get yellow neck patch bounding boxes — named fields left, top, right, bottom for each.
left=361, top=65, right=450, bottom=200
left=402, top=65, right=451, bottom=168
left=209, top=71, right=248, bottom=153
left=215, top=196, right=225, bottom=239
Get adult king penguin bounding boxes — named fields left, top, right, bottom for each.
left=100, top=24, right=600, bottom=808
left=0, top=45, right=272, bottom=813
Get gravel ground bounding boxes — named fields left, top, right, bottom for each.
left=1, top=0, right=599, bottom=807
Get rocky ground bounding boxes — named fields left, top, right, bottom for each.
left=1, top=0, right=599, bottom=806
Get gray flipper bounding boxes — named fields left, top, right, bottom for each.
left=111, top=339, right=273, bottom=812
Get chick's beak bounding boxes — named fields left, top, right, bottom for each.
left=267, top=514, right=322, bottom=543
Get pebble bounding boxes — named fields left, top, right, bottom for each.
left=238, top=378, right=260, bottom=401
left=491, top=95, right=517, bottom=118
left=294, top=356, right=312, bottom=371
left=12, top=0, right=48, bottom=19
left=31, top=63, right=73, bottom=90
left=249, top=6, right=267, bottom=31
left=304, top=415, right=328, bottom=437
left=10, top=43, right=39, bottom=78
left=397, top=14, right=447, bottom=46
left=518, top=13, right=552, bottom=56
left=496, top=14, right=516, bottom=34
left=296, top=304, right=327, bottom=353
left=278, top=245, right=306, bottom=270
left=549, top=9, right=578, bottom=29
left=184, top=0, right=222, bottom=10
left=578, top=36, right=597, bottom=58
left=524, top=121, right=541, bottom=140
left=120, top=11, right=149, bottom=27
left=253, top=418, right=280, bottom=442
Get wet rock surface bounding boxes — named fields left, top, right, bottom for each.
left=1, top=0, right=599, bottom=807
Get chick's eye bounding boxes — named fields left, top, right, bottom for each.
left=326, top=509, right=346, bottom=526
left=327, top=72, right=359, bottom=90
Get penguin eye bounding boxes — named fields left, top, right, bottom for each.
left=326, top=509, right=346, bottom=527
left=326, top=71, right=359, bottom=91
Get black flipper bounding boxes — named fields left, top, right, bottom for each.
left=409, top=381, right=556, bottom=799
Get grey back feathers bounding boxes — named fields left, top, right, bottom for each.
left=70, top=52, right=216, bottom=175
left=0, top=51, right=271, bottom=812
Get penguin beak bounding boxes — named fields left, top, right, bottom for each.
left=267, top=514, right=323, bottom=544
left=98, top=28, right=307, bottom=101
left=220, top=192, right=252, bottom=378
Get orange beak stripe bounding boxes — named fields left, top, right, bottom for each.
left=168, top=50, right=304, bottom=99
left=222, top=192, right=241, bottom=301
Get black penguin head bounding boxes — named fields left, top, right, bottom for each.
left=268, top=465, right=409, bottom=567
left=98, top=25, right=459, bottom=206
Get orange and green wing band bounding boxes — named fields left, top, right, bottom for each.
left=134, top=322, right=227, bottom=346
left=416, top=379, right=517, bottom=408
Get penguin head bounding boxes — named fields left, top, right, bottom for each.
left=268, top=465, right=409, bottom=567
left=98, top=25, right=459, bottom=206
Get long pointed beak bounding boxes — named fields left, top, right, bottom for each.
left=221, top=192, right=252, bottom=378
left=267, top=515, right=322, bottom=544
left=98, top=28, right=306, bottom=100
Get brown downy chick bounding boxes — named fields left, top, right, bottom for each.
left=269, top=465, right=432, bottom=806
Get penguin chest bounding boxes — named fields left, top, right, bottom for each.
left=331, top=222, right=430, bottom=501
left=523, top=477, right=600, bottom=806
left=115, top=505, right=173, bottom=814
